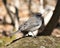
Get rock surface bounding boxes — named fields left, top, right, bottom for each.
left=1, top=36, right=59, bottom=48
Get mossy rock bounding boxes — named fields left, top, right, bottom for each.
left=0, top=36, right=59, bottom=48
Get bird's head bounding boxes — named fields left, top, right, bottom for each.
left=32, top=13, right=42, bottom=17
left=35, top=13, right=42, bottom=17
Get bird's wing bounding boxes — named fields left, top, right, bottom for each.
left=20, top=16, right=42, bottom=31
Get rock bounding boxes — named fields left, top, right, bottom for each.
left=52, top=28, right=60, bottom=37
left=4, top=36, right=60, bottom=48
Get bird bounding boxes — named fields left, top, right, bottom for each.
left=9, top=13, right=44, bottom=37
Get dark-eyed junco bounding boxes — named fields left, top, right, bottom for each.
left=9, top=13, right=44, bottom=37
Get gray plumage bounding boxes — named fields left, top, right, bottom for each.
left=9, top=13, right=44, bottom=37
left=20, top=13, right=42, bottom=32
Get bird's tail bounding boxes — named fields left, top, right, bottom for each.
left=8, top=29, right=21, bottom=37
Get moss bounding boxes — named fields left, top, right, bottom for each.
left=0, top=36, right=60, bottom=48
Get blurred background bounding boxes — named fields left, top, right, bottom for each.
left=0, top=0, right=60, bottom=47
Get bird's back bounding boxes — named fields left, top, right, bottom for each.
left=20, top=15, right=42, bottom=31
